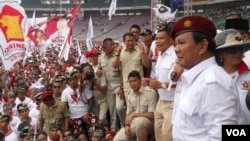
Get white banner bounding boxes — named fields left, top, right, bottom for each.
left=0, top=2, right=28, bottom=70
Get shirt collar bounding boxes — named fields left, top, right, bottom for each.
left=182, top=57, right=216, bottom=84
left=104, top=52, right=115, bottom=58
left=160, top=45, right=175, bottom=56
left=132, top=86, right=145, bottom=95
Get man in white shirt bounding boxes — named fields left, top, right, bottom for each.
left=61, top=71, right=93, bottom=134
left=15, top=87, right=32, bottom=106
left=145, top=23, right=176, bottom=141
left=170, top=15, right=242, bottom=141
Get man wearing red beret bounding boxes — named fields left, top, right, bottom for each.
left=170, top=15, right=242, bottom=140
left=39, top=91, right=69, bottom=134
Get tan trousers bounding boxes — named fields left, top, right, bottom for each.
left=114, top=117, right=154, bottom=141
left=154, top=100, right=173, bottom=141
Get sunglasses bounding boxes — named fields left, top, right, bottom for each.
left=53, top=86, right=61, bottom=89
left=221, top=48, right=247, bottom=54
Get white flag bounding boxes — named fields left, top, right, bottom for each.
left=76, top=38, right=81, bottom=57
left=108, top=0, right=117, bottom=20
left=0, top=2, right=28, bottom=70
left=86, top=16, right=93, bottom=51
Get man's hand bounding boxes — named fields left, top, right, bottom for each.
left=171, top=59, right=184, bottom=82
left=125, top=125, right=131, bottom=136
left=148, top=78, right=161, bottom=89
left=139, top=44, right=146, bottom=54
left=96, top=68, right=103, bottom=77
left=115, top=45, right=122, bottom=55
left=117, top=89, right=125, bottom=99
left=125, top=113, right=134, bottom=126
left=141, top=77, right=150, bottom=86
left=82, top=112, right=90, bottom=122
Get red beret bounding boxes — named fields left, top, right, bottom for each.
left=41, top=91, right=53, bottom=101
left=170, top=15, right=217, bottom=40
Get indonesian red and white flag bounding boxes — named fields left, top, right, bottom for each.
left=45, top=4, right=80, bottom=59
left=60, top=4, right=80, bottom=60
left=0, top=2, right=28, bottom=70
left=86, top=16, right=93, bottom=51
left=108, top=0, right=117, bottom=20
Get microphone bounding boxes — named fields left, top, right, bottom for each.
left=246, top=88, right=250, bottom=112
left=171, top=72, right=177, bottom=81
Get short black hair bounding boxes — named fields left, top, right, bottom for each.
left=103, top=38, right=113, bottom=48
left=123, top=32, right=134, bottom=41
left=73, top=66, right=82, bottom=73
left=128, top=70, right=141, bottom=80
left=81, top=63, right=92, bottom=71
left=130, top=24, right=141, bottom=32
left=192, top=31, right=216, bottom=55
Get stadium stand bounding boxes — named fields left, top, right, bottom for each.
left=21, top=0, right=250, bottom=42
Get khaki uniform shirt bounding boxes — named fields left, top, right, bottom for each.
left=39, top=100, right=69, bottom=134
left=98, top=53, right=121, bottom=94
left=93, top=74, right=107, bottom=104
left=120, top=47, right=144, bottom=91
left=126, top=86, right=158, bottom=115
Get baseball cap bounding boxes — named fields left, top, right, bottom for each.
left=7, top=92, right=16, bottom=98
left=17, top=103, right=28, bottom=112
left=85, top=49, right=99, bottom=58
left=35, top=92, right=43, bottom=102
left=18, top=121, right=34, bottom=138
left=0, top=112, right=11, bottom=121
left=92, top=124, right=106, bottom=138
left=141, top=29, right=152, bottom=36
left=3, top=103, right=12, bottom=111
left=18, top=87, right=26, bottom=94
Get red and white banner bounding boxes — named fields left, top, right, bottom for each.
left=26, top=17, right=48, bottom=56
left=0, top=2, right=28, bottom=70
left=43, top=4, right=80, bottom=60
left=59, top=4, right=80, bottom=60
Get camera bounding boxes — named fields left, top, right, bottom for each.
left=85, top=72, right=95, bottom=80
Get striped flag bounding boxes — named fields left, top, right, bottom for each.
left=108, top=0, right=117, bottom=20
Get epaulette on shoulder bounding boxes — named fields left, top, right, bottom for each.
left=205, top=67, right=217, bottom=84
left=144, top=86, right=155, bottom=92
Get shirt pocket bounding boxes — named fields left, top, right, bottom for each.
left=100, top=62, right=107, bottom=69
left=155, top=63, right=173, bottom=81
left=178, top=98, right=203, bottom=129
left=139, top=101, right=148, bottom=113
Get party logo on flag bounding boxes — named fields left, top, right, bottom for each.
left=0, top=3, right=27, bottom=70
left=0, top=5, right=24, bottom=42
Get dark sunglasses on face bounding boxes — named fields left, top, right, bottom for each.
left=222, top=47, right=247, bottom=54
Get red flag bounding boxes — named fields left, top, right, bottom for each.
left=44, top=15, right=65, bottom=40
left=68, top=4, right=80, bottom=27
